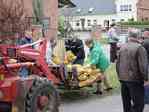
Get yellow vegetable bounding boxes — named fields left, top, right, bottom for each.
left=79, top=81, right=88, bottom=87
left=63, top=61, right=102, bottom=87
left=67, top=64, right=73, bottom=72
left=72, top=64, right=86, bottom=74
left=72, top=64, right=82, bottom=68
left=64, top=60, right=69, bottom=64
left=65, top=51, right=76, bottom=63
left=79, top=73, right=102, bottom=87
left=90, top=69, right=101, bottom=75
left=52, top=56, right=61, bottom=64
left=12, top=106, right=18, bottom=112
left=78, top=73, right=88, bottom=81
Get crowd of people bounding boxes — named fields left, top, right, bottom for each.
left=84, top=26, right=149, bottom=112
left=66, top=24, right=149, bottom=112
left=18, top=25, right=149, bottom=112
left=116, top=28, right=149, bottom=112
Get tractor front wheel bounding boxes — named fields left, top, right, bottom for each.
left=25, top=78, right=59, bottom=112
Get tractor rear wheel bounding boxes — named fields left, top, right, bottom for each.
left=25, top=78, right=59, bottom=112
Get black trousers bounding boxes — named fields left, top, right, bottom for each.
left=120, top=81, right=144, bottom=112
left=110, top=43, right=117, bottom=63
left=73, top=58, right=84, bottom=65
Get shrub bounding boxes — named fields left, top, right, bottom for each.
left=120, top=21, right=149, bottom=25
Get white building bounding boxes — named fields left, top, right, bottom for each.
left=115, top=0, right=138, bottom=21
left=60, top=0, right=139, bottom=31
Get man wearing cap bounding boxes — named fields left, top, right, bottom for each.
left=116, top=29, right=148, bottom=112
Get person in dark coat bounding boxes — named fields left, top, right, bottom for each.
left=108, top=24, right=119, bottom=62
left=65, top=38, right=85, bottom=65
left=142, top=28, right=149, bottom=104
left=142, top=28, right=149, bottom=61
left=116, top=29, right=148, bottom=112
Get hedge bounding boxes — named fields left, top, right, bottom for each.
left=120, top=21, right=149, bottom=25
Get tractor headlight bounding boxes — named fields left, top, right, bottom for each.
left=0, top=91, right=4, bottom=99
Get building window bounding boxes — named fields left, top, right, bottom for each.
left=124, top=5, right=128, bottom=11
left=76, top=20, right=80, bottom=26
left=88, top=20, right=91, bottom=26
left=120, top=5, right=123, bottom=11
left=120, top=19, right=125, bottom=22
left=129, top=5, right=132, bottom=11
left=112, top=19, right=116, bottom=22
left=145, top=17, right=149, bottom=21
left=120, top=4, right=132, bottom=12
left=93, top=19, right=97, bottom=25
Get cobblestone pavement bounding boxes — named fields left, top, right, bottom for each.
left=60, top=94, right=149, bottom=112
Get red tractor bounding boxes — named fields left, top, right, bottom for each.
left=0, top=39, right=62, bottom=112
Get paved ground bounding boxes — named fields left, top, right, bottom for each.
left=60, top=94, right=149, bottom=112
left=60, top=32, right=149, bottom=112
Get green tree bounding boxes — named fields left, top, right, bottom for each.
left=58, top=16, right=65, bottom=37
left=32, top=0, right=43, bottom=24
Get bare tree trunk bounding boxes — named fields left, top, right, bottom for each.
left=0, top=0, right=30, bottom=41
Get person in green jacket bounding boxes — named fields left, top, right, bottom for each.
left=85, top=38, right=112, bottom=94
left=90, top=41, right=109, bottom=71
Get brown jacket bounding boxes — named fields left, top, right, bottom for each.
left=116, top=41, right=148, bottom=82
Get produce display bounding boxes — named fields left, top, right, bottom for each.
left=71, top=64, right=102, bottom=87
left=64, top=51, right=76, bottom=64
left=52, top=51, right=76, bottom=65
left=52, top=51, right=102, bottom=88
left=52, top=55, right=61, bottom=65
left=65, top=64, right=102, bottom=87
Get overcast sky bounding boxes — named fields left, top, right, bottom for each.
left=72, top=0, right=116, bottom=11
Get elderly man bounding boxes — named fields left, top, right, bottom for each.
left=85, top=37, right=111, bottom=94
left=90, top=26, right=112, bottom=92
left=116, top=29, right=148, bottom=112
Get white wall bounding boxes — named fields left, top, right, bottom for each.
left=115, top=0, right=138, bottom=21
left=68, top=0, right=139, bottom=30
left=70, top=14, right=116, bottom=30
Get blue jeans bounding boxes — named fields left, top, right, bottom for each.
left=145, top=85, right=149, bottom=104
